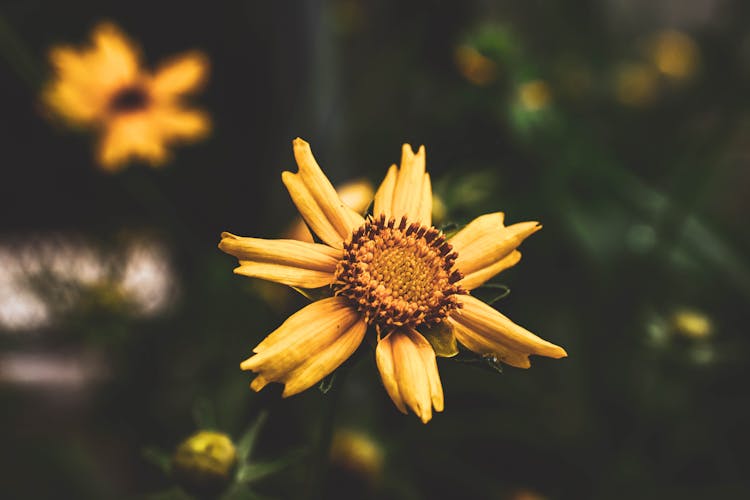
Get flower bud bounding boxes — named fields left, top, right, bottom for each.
left=172, top=431, right=237, bottom=498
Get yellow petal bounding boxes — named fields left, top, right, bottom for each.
left=450, top=213, right=541, bottom=279
left=449, top=295, right=567, bottom=364
left=376, top=328, right=444, bottom=423
left=336, top=179, right=375, bottom=215
left=233, top=262, right=335, bottom=289
left=241, top=297, right=365, bottom=396
left=450, top=320, right=532, bottom=368
left=373, top=164, right=397, bottom=220
left=390, top=144, right=431, bottom=225
left=219, top=232, right=340, bottom=288
left=458, top=250, right=522, bottom=291
left=150, top=51, right=209, bottom=100
left=154, top=107, right=211, bottom=140
left=90, top=22, right=141, bottom=91
left=97, top=114, right=167, bottom=170
left=418, top=173, right=433, bottom=227
left=282, top=138, right=364, bottom=248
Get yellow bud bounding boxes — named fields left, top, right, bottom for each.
left=172, top=431, right=237, bottom=498
left=330, top=429, right=384, bottom=484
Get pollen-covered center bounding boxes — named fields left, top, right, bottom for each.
left=109, top=85, right=150, bottom=113
left=334, top=214, right=464, bottom=331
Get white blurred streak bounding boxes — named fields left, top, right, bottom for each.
left=0, top=351, right=105, bottom=387
left=119, top=240, right=176, bottom=316
left=0, top=234, right=176, bottom=332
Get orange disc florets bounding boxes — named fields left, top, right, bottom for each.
left=334, top=214, right=464, bottom=332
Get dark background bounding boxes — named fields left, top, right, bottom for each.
left=1, top=1, right=749, bottom=498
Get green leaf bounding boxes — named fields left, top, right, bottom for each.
left=236, top=411, right=269, bottom=463
left=235, top=449, right=306, bottom=484
left=142, top=446, right=172, bottom=475
left=291, top=286, right=333, bottom=302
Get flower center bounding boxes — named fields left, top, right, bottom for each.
left=334, top=214, right=464, bottom=332
left=109, top=85, right=150, bottom=113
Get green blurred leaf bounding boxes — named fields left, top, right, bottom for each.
left=236, top=411, right=268, bottom=463
left=142, top=446, right=172, bottom=475
left=235, top=449, right=306, bottom=484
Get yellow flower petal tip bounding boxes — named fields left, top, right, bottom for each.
left=43, top=21, right=210, bottom=171
left=222, top=140, right=565, bottom=422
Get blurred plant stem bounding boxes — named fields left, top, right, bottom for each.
left=0, top=11, right=44, bottom=88
left=304, top=369, right=347, bottom=500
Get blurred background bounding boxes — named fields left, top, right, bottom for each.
left=1, top=1, right=749, bottom=499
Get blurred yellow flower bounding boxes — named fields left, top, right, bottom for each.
left=220, top=139, right=566, bottom=423
left=518, top=80, right=552, bottom=111
left=44, top=22, right=210, bottom=170
left=648, top=30, right=699, bottom=80
left=330, top=428, right=384, bottom=483
left=454, top=45, right=498, bottom=86
left=671, top=308, right=713, bottom=339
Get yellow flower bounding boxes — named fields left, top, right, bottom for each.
left=44, top=22, right=210, bottom=170
left=219, top=139, right=567, bottom=423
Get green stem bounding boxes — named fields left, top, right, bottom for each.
left=304, top=370, right=346, bottom=500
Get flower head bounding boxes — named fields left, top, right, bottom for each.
left=44, top=22, right=210, bottom=170
left=220, top=138, right=567, bottom=423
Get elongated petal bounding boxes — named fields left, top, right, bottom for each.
left=154, top=107, right=211, bottom=140
left=151, top=52, right=208, bottom=100
left=219, top=232, right=340, bottom=288
left=450, top=213, right=540, bottom=280
left=418, top=173, right=433, bottom=227
left=241, top=297, right=365, bottom=396
left=388, top=144, right=431, bottom=225
left=449, top=295, right=567, bottom=365
left=373, top=164, right=397, bottom=220
left=376, top=328, right=444, bottom=423
left=282, top=138, right=364, bottom=249
left=458, top=250, right=522, bottom=291
left=451, top=320, right=533, bottom=368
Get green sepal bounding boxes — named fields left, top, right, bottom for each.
left=421, top=322, right=460, bottom=357
left=291, top=286, right=333, bottom=302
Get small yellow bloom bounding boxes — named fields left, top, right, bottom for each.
left=220, top=139, right=567, bottom=423
left=44, top=22, right=210, bottom=170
